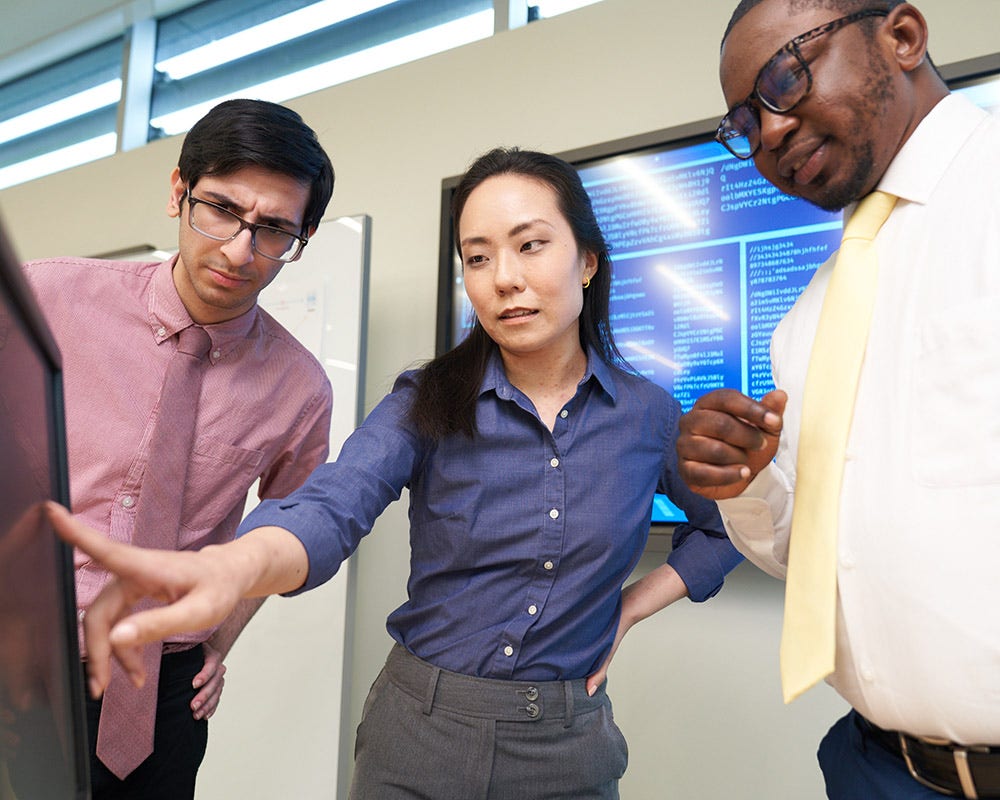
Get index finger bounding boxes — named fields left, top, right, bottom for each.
left=46, top=502, right=119, bottom=566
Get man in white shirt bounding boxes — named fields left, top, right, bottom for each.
left=676, top=1, right=1000, bottom=798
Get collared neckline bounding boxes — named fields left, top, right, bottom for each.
left=147, top=256, right=260, bottom=365
left=868, top=93, right=989, bottom=210
left=481, top=346, right=620, bottom=404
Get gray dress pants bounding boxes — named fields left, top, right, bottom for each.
left=350, top=644, right=628, bottom=800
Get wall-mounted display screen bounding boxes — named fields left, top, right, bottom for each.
left=437, top=54, right=1000, bottom=526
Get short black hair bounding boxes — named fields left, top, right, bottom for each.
left=177, top=99, right=335, bottom=234
left=723, top=0, right=905, bottom=45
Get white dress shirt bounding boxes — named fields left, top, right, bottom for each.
left=717, top=93, right=1000, bottom=744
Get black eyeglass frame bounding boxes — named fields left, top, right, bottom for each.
left=183, top=189, right=309, bottom=263
left=715, top=7, right=891, bottom=159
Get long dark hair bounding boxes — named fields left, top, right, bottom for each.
left=411, top=147, right=627, bottom=441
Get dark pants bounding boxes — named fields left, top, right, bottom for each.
left=350, top=644, right=628, bottom=800
left=86, top=646, right=208, bottom=800
left=818, top=710, right=955, bottom=799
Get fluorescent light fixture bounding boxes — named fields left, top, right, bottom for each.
left=0, top=80, right=121, bottom=145
left=534, top=0, right=603, bottom=18
left=151, top=11, right=493, bottom=136
left=0, top=133, right=117, bottom=190
left=156, top=0, right=399, bottom=80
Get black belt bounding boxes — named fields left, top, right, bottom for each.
left=859, top=715, right=1000, bottom=799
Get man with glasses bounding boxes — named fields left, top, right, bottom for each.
left=22, top=98, right=335, bottom=800
left=677, top=1, right=1000, bottom=798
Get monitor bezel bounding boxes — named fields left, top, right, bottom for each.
left=0, top=220, right=91, bottom=799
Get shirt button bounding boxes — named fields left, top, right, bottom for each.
left=550, top=457, right=559, bottom=468
left=549, top=508, right=559, bottom=520
left=559, top=409, right=568, bottom=419
left=77, top=608, right=86, bottom=623
left=839, top=553, right=855, bottom=570
left=543, top=560, right=554, bottom=571
left=528, top=604, right=538, bottom=615
left=121, top=495, right=135, bottom=508
left=157, top=326, right=166, bottom=337
left=503, top=645, right=514, bottom=657
left=860, top=664, right=875, bottom=682
left=212, top=349, right=221, bottom=359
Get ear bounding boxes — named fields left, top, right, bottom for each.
left=166, top=167, right=185, bottom=218
left=883, top=4, right=930, bottom=73
left=583, top=250, right=599, bottom=284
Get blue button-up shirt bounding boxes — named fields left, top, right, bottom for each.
left=240, top=350, right=741, bottom=680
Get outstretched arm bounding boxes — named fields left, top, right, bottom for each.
left=586, top=563, right=689, bottom=696
left=47, top=502, right=307, bottom=698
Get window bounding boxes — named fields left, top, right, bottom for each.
left=0, top=39, right=123, bottom=189
left=0, top=0, right=606, bottom=189
left=150, top=0, right=494, bottom=136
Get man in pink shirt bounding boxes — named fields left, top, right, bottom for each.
left=23, top=99, right=335, bottom=800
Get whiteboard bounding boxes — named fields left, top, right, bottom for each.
left=195, top=214, right=370, bottom=799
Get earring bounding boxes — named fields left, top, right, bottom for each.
left=582, top=276, right=591, bottom=289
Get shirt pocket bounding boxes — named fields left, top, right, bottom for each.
left=909, top=295, right=1000, bottom=486
left=180, top=436, right=264, bottom=534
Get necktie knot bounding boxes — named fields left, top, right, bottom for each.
left=841, top=191, right=897, bottom=243
left=177, top=324, right=211, bottom=359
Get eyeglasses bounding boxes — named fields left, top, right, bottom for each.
left=184, top=189, right=308, bottom=263
left=715, top=8, right=890, bottom=160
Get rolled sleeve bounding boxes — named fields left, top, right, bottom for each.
left=716, top=462, right=792, bottom=580
left=237, top=482, right=359, bottom=595
left=237, top=378, right=423, bottom=595
left=667, top=525, right=744, bottom=602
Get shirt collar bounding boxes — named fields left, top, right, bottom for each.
left=147, top=256, right=260, bottom=363
left=480, top=346, right=619, bottom=404
left=873, top=93, right=989, bottom=206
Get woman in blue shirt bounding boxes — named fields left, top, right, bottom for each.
left=56, top=147, right=741, bottom=799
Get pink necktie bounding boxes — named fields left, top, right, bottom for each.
left=96, top=324, right=211, bottom=779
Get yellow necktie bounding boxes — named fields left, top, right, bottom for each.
left=780, top=190, right=897, bottom=703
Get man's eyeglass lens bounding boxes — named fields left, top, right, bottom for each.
left=716, top=9, right=889, bottom=159
left=188, top=196, right=305, bottom=262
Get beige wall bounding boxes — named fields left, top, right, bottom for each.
left=4, top=0, right=997, bottom=796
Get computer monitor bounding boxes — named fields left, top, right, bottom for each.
left=0, top=219, right=90, bottom=799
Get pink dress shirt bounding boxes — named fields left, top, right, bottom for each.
left=23, top=256, right=332, bottom=649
